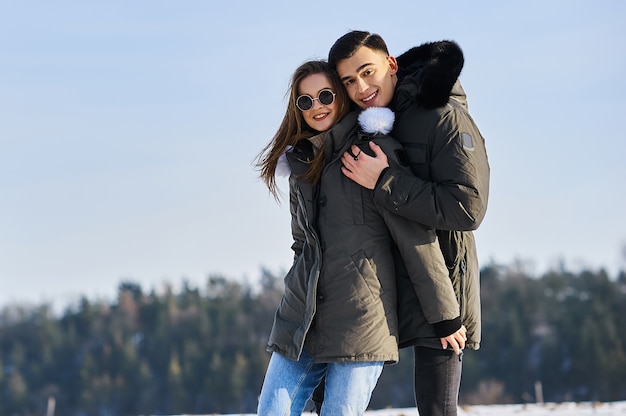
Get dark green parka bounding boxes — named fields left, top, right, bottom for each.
left=379, top=40, right=491, bottom=350
left=266, top=108, right=460, bottom=363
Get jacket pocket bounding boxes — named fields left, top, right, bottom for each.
left=350, top=250, right=384, bottom=304
left=402, top=142, right=427, bottom=166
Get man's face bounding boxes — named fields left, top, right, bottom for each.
left=336, top=46, right=398, bottom=109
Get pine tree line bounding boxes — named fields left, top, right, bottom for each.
left=1, top=264, right=625, bottom=415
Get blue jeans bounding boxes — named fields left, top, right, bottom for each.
left=257, top=350, right=383, bottom=416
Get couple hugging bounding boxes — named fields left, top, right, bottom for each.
left=255, top=30, right=490, bottom=416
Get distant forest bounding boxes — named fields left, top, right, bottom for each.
left=1, top=261, right=625, bottom=415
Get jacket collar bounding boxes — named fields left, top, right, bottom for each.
left=283, top=137, right=316, bottom=177
left=322, top=111, right=359, bottom=165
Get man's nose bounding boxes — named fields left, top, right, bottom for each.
left=356, top=77, right=368, bottom=93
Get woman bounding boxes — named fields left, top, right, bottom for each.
left=256, top=61, right=461, bottom=415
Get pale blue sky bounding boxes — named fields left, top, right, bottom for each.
left=1, top=1, right=625, bottom=308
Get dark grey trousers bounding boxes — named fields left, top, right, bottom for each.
left=413, top=345, right=463, bottom=416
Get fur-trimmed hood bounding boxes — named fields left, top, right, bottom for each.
left=395, top=40, right=465, bottom=109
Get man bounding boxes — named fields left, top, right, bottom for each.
left=320, top=31, right=490, bottom=416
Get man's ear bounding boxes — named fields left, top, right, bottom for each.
left=387, top=55, right=398, bottom=75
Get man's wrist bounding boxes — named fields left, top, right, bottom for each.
left=374, top=166, right=391, bottom=189
left=433, top=317, right=462, bottom=338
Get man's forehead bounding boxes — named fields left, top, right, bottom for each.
left=337, top=46, right=387, bottom=76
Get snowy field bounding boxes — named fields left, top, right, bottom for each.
left=209, top=401, right=626, bottom=416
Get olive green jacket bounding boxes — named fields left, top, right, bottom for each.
left=380, top=41, right=491, bottom=350
left=266, top=110, right=460, bottom=362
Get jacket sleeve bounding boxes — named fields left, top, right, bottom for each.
left=374, top=105, right=490, bottom=231
left=382, top=208, right=461, bottom=327
left=288, top=176, right=305, bottom=260
left=375, top=138, right=461, bottom=334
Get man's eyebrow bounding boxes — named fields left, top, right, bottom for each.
left=340, top=62, right=373, bottom=83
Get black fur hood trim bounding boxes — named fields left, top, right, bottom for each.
left=395, top=40, right=464, bottom=109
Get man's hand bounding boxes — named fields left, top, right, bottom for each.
left=341, top=141, right=389, bottom=190
left=440, top=325, right=467, bottom=355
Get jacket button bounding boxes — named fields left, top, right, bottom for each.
left=318, top=294, right=325, bottom=302
left=319, top=196, right=326, bottom=206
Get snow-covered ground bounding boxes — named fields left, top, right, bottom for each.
left=366, top=401, right=626, bottom=415
left=212, top=401, right=626, bottom=416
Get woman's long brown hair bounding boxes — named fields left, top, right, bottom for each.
left=255, top=60, right=350, bottom=200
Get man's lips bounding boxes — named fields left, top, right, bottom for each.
left=362, top=91, right=377, bottom=104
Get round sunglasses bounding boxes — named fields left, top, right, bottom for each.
left=296, top=89, right=336, bottom=111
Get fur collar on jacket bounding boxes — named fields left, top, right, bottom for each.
left=395, top=40, right=464, bottom=109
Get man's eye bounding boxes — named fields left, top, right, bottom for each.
left=344, top=79, right=354, bottom=86
left=364, top=69, right=374, bottom=76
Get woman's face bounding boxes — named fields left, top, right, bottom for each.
left=297, top=73, right=339, bottom=132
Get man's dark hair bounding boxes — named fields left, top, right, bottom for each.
left=328, top=30, right=389, bottom=69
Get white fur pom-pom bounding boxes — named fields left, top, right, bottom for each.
left=358, top=107, right=395, bottom=135
left=275, top=146, right=292, bottom=177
